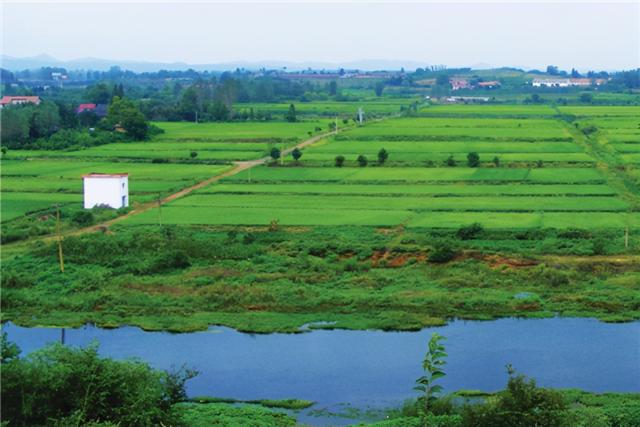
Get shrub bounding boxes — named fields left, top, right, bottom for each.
left=270, top=147, right=281, bottom=161
left=291, top=147, right=302, bottom=162
left=378, top=148, right=389, bottom=165
left=445, top=155, right=456, bottom=167
left=1, top=340, right=189, bottom=426
left=71, top=210, right=95, bottom=226
left=335, top=155, right=345, bottom=167
left=467, top=152, right=480, bottom=167
left=456, top=223, right=484, bottom=240
left=151, top=158, right=169, bottom=164
left=428, top=240, right=458, bottom=263
left=357, top=155, right=368, bottom=167
left=190, top=151, right=198, bottom=159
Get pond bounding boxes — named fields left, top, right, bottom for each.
left=4, top=317, right=639, bottom=425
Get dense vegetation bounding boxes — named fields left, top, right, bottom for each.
left=3, top=225, right=638, bottom=333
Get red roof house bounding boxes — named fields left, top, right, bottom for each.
left=0, top=96, right=41, bottom=108
left=76, top=103, right=97, bottom=114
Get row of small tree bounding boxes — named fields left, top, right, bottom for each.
left=335, top=148, right=389, bottom=167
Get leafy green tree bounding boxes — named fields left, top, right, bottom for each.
left=179, top=87, right=200, bottom=121
left=377, top=148, right=389, bottom=165
left=467, top=152, right=480, bottom=167
left=335, top=155, right=345, bottom=167
left=270, top=147, right=281, bottom=161
left=445, top=155, right=456, bottom=167
left=375, top=82, right=385, bottom=97
left=286, top=103, right=297, bottom=122
left=208, top=100, right=230, bottom=121
left=546, top=65, right=559, bottom=75
left=190, top=151, right=198, bottom=159
left=0, top=107, right=30, bottom=146
left=29, top=101, right=61, bottom=139
left=357, top=154, right=368, bottom=167
left=328, top=81, right=338, bottom=96
left=291, top=147, right=302, bottom=162
left=493, top=156, right=500, bottom=167
left=107, top=97, right=148, bottom=140
left=85, top=83, right=112, bottom=104
left=414, top=333, right=447, bottom=415
left=579, top=92, right=594, bottom=103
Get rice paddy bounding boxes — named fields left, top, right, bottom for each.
left=3, top=104, right=639, bottom=230
left=124, top=105, right=638, bottom=230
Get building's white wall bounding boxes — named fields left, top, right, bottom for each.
left=83, top=177, right=129, bottom=209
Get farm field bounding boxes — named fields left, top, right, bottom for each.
left=129, top=107, right=639, bottom=230
left=565, top=109, right=640, bottom=165
left=3, top=121, right=334, bottom=163
left=235, top=99, right=412, bottom=117
left=0, top=159, right=228, bottom=221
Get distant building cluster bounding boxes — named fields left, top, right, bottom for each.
left=450, top=78, right=501, bottom=91
left=532, top=78, right=608, bottom=87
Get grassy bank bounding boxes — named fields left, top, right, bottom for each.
left=2, top=225, right=638, bottom=333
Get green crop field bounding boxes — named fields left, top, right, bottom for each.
left=3, top=104, right=639, bottom=232
left=235, top=100, right=410, bottom=117
left=123, top=108, right=639, bottom=230
left=0, top=159, right=229, bottom=221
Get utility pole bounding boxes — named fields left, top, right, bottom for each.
left=624, top=225, right=629, bottom=250
left=195, top=111, right=198, bottom=123
left=358, top=107, right=364, bottom=125
left=56, top=205, right=64, bottom=273
left=60, top=328, right=66, bottom=345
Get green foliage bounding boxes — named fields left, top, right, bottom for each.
left=467, top=152, right=480, bottom=167
left=415, top=334, right=448, bottom=415
left=335, top=155, right=346, bottom=167
left=456, top=223, right=484, bottom=240
left=428, top=240, right=459, bottom=263
left=446, top=155, right=456, bottom=167
left=107, top=96, right=149, bottom=140
left=285, top=103, right=297, bottom=122
left=1, top=341, right=189, bottom=426
left=176, top=402, right=296, bottom=426
left=378, top=148, right=389, bottom=165
left=190, top=151, right=198, bottom=159
left=71, top=210, right=95, bottom=226
left=270, top=147, right=281, bottom=161
left=461, top=370, right=567, bottom=427
left=357, top=154, right=368, bottom=167
left=291, top=147, right=302, bottom=162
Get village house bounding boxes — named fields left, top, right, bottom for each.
left=76, top=103, right=108, bottom=118
left=532, top=78, right=604, bottom=88
left=83, top=173, right=129, bottom=209
left=0, top=95, right=41, bottom=109
left=477, top=80, right=501, bottom=89
left=450, top=78, right=471, bottom=90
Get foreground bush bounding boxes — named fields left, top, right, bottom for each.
left=1, top=335, right=194, bottom=427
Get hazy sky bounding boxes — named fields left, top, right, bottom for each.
left=2, top=1, right=639, bottom=70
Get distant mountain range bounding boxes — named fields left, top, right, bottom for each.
left=0, top=54, right=497, bottom=73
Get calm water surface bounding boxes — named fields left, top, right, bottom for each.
left=4, top=318, right=639, bottom=425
